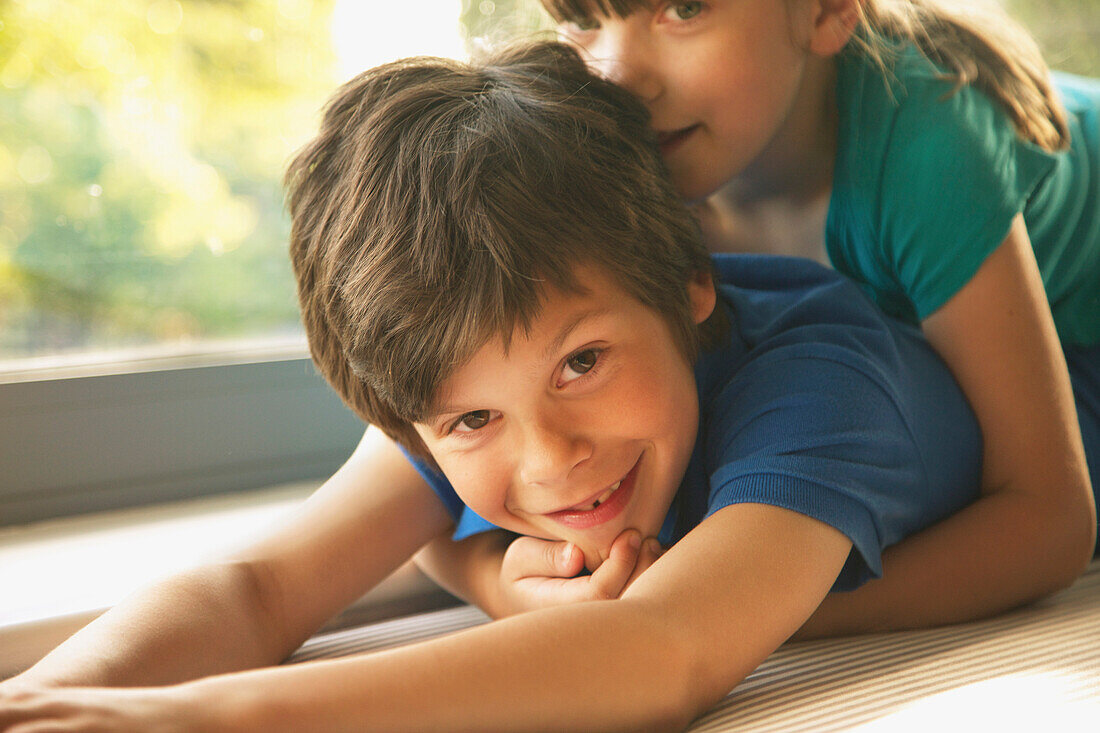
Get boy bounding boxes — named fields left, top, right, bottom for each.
left=0, top=42, right=1087, bottom=731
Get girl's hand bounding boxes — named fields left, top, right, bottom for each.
left=0, top=684, right=214, bottom=733
left=495, top=530, right=663, bottom=615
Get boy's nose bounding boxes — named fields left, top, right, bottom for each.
left=518, top=414, right=593, bottom=488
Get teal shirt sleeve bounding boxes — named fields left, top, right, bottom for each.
left=833, top=48, right=1059, bottom=322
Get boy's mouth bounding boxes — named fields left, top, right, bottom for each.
left=656, top=125, right=700, bottom=155
left=545, top=460, right=640, bottom=530
left=571, top=481, right=621, bottom=512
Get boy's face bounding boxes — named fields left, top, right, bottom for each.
left=414, top=266, right=715, bottom=570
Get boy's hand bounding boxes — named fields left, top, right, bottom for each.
left=0, top=684, right=215, bottom=733
left=496, top=530, right=663, bottom=615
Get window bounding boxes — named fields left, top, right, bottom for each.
left=0, top=0, right=545, bottom=364
left=0, top=0, right=546, bottom=525
left=1, top=0, right=1096, bottom=525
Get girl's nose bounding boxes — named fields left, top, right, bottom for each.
left=518, top=412, right=593, bottom=488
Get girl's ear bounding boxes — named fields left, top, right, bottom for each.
left=808, top=0, right=861, bottom=57
left=688, top=270, right=717, bottom=325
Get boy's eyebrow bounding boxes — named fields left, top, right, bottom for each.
left=425, top=307, right=611, bottom=422
left=540, top=307, right=610, bottom=363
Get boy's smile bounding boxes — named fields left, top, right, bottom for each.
left=544, top=457, right=638, bottom=529
left=415, top=266, right=715, bottom=570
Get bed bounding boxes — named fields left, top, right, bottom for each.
left=289, top=559, right=1100, bottom=731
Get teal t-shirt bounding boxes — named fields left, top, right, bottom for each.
left=829, top=44, right=1100, bottom=346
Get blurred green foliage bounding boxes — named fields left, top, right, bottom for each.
left=1005, top=0, right=1100, bottom=76
left=459, top=0, right=551, bottom=47
left=1, top=0, right=1097, bottom=361
left=0, top=0, right=337, bottom=358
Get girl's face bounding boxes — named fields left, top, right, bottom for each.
left=559, top=1, right=842, bottom=201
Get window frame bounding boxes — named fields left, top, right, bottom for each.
left=0, top=346, right=364, bottom=527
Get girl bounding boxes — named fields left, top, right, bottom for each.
left=416, top=0, right=1100, bottom=636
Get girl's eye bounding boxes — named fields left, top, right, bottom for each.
left=663, top=2, right=704, bottom=22
left=561, top=348, right=600, bottom=384
left=570, top=15, right=601, bottom=32
left=455, top=410, right=492, bottom=433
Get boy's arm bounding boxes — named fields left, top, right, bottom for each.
left=1, top=504, right=851, bottom=732
left=4, top=426, right=451, bottom=690
left=800, top=219, right=1095, bottom=638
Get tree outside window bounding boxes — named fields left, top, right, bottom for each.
left=1, top=0, right=1095, bottom=366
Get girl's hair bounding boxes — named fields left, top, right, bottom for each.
left=542, top=0, right=1070, bottom=151
left=854, top=0, right=1069, bottom=151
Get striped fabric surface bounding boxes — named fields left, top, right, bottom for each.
left=289, top=561, right=1100, bottom=731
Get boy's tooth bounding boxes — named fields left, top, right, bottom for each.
left=574, top=480, right=624, bottom=512
left=595, top=481, right=621, bottom=506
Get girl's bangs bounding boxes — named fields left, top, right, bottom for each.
left=542, top=0, right=650, bottom=23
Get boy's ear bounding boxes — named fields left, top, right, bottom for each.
left=807, top=0, right=861, bottom=57
left=688, top=270, right=717, bottom=325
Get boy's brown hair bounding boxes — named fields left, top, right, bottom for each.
left=285, top=42, right=722, bottom=459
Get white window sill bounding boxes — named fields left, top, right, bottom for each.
left=0, top=482, right=455, bottom=679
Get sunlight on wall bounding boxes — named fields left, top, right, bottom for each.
left=331, top=0, right=466, bottom=80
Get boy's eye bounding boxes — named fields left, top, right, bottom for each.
left=561, top=348, right=600, bottom=383
left=456, top=410, right=492, bottom=432
left=663, top=2, right=704, bottom=21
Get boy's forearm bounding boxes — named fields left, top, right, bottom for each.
left=11, top=562, right=288, bottom=690
left=189, top=598, right=704, bottom=733
left=189, top=505, right=849, bottom=732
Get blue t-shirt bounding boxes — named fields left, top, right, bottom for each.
left=404, top=255, right=984, bottom=591
left=830, top=44, right=1100, bottom=346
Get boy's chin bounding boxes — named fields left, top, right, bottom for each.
left=576, top=535, right=618, bottom=574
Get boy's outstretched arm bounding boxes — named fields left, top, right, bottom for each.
left=2, top=427, right=451, bottom=692
left=0, top=504, right=851, bottom=732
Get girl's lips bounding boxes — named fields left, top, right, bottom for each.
left=656, top=125, right=700, bottom=155
left=545, top=460, right=639, bottom=530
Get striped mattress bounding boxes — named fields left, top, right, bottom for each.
left=289, top=560, right=1100, bottom=731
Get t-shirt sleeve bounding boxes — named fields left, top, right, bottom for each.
left=397, top=446, right=501, bottom=539
left=703, top=347, right=955, bottom=590
left=877, top=66, right=1058, bottom=319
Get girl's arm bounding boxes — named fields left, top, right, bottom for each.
left=800, top=216, right=1095, bottom=637
left=3, top=426, right=452, bottom=691
left=419, top=218, right=1097, bottom=636
left=0, top=504, right=852, bottom=732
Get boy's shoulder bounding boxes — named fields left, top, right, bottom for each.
left=691, top=257, right=981, bottom=589
left=701, top=252, right=965, bottom=438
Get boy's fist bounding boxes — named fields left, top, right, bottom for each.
left=495, top=530, right=663, bottom=616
